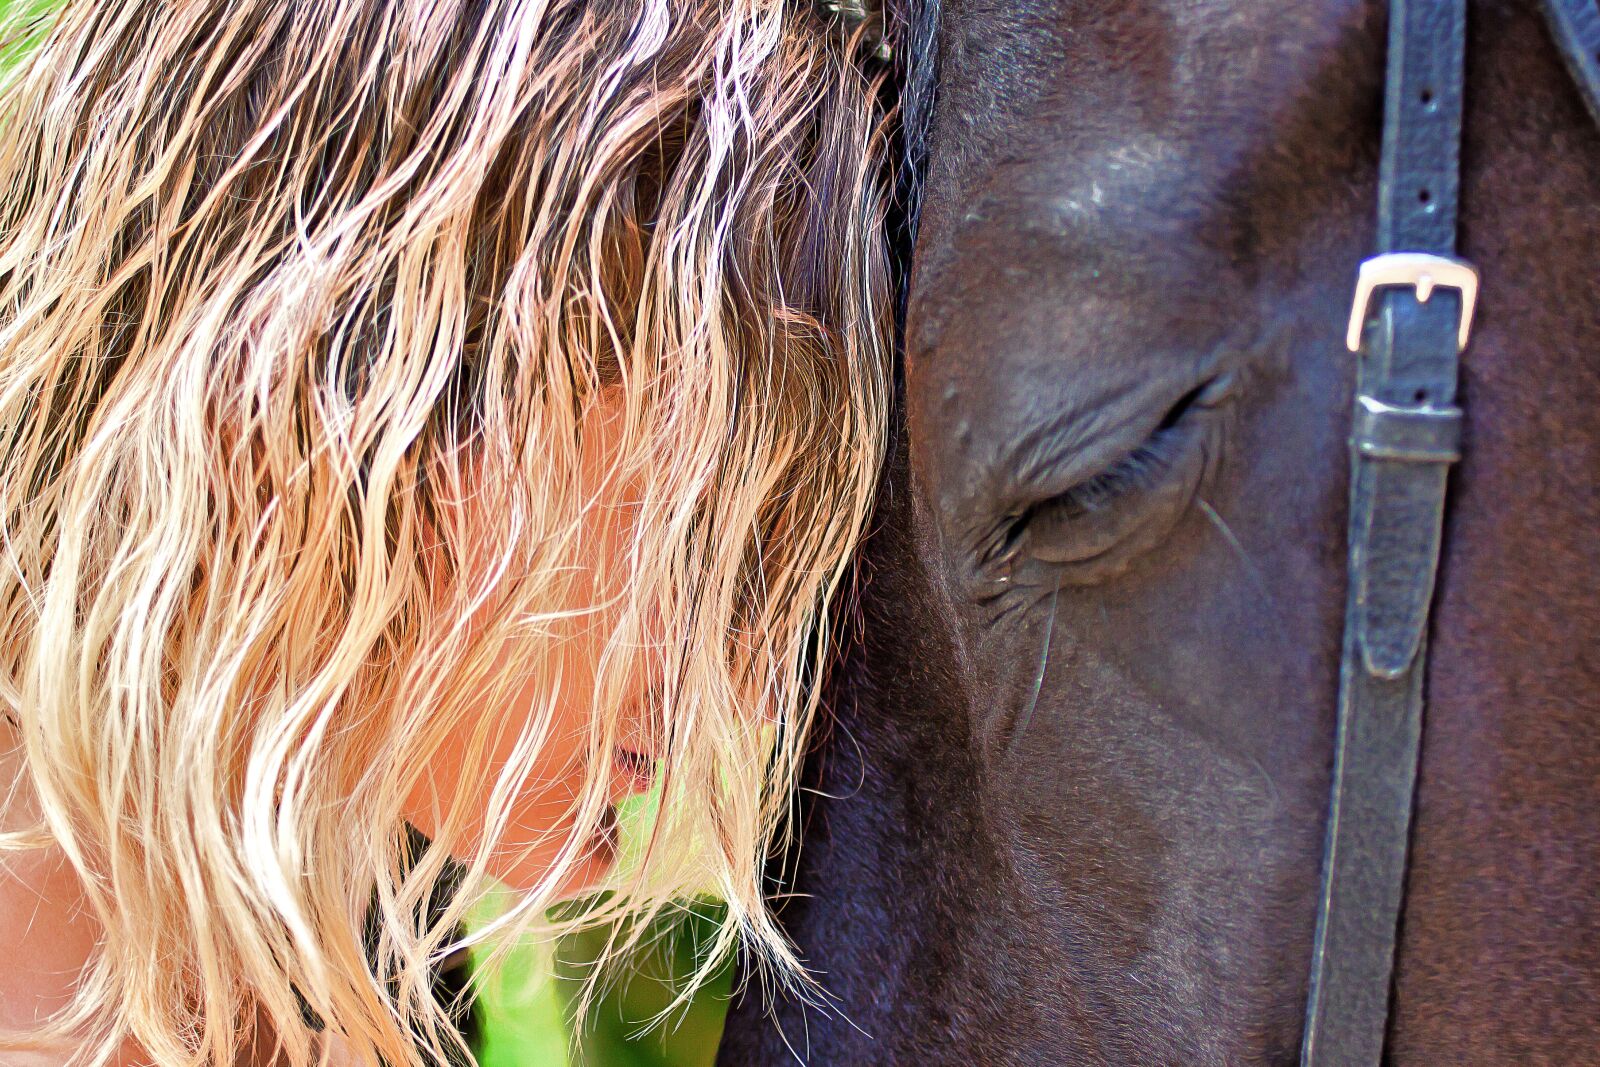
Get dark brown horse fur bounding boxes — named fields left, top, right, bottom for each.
left=720, top=0, right=1600, bottom=1062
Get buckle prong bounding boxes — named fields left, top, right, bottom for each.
left=1346, top=252, right=1479, bottom=353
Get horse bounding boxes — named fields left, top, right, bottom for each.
left=718, top=0, right=1600, bottom=1061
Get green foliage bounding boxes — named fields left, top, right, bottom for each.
left=0, top=0, right=59, bottom=78
left=552, top=902, right=735, bottom=1067
left=465, top=894, right=577, bottom=1067
left=467, top=809, right=734, bottom=1066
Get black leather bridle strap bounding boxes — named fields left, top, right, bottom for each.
left=1541, top=0, right=1600, bottom=127
left=1300, top=0, right=1474, bottom=1064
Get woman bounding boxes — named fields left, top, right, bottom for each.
left=0, top=1, right=891, bottom=1064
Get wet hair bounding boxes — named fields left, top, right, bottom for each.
left=0, top=0, right=891, bottom=1063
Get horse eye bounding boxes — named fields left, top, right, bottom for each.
left=988, top=376, right=1227, bottom=583
left=1045, top=381, right=1208, bottom=512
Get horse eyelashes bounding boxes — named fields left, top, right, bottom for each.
left=1045, top=434, right=1182, bottom=519
left=986, top=379, right=1230, bottom=582
left=977, top=369, right=1235, bottom=583
left=983, top=429, right=1179, bottom=569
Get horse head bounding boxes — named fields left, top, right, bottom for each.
left=720, top=0, right=1600, bottom=1061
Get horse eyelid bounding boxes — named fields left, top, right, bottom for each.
left=989, top=374, right=1224, bottom=565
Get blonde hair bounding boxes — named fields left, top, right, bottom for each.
left=0, top=0, right=892, bottom=1063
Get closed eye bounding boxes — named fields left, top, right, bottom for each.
left=984, top=375, right=1227, bottom=579
left=1036, top=380, right=1207, bottom=519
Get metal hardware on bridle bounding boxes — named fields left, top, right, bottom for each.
left=815, top=0, right=892, bottom=61
left=1305, top=0, right=1596, bottom=1059
left=1306, top=0, right=1592, bottom=1057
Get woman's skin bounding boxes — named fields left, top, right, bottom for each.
left=0, top=395, right=657, bottom=1063
left=406, top=393, right=662, bottom=893
left=0, top=738, right=142, bottom=1067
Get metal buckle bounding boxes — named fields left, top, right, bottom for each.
left=1345, top=252, right=1479, bottom=353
